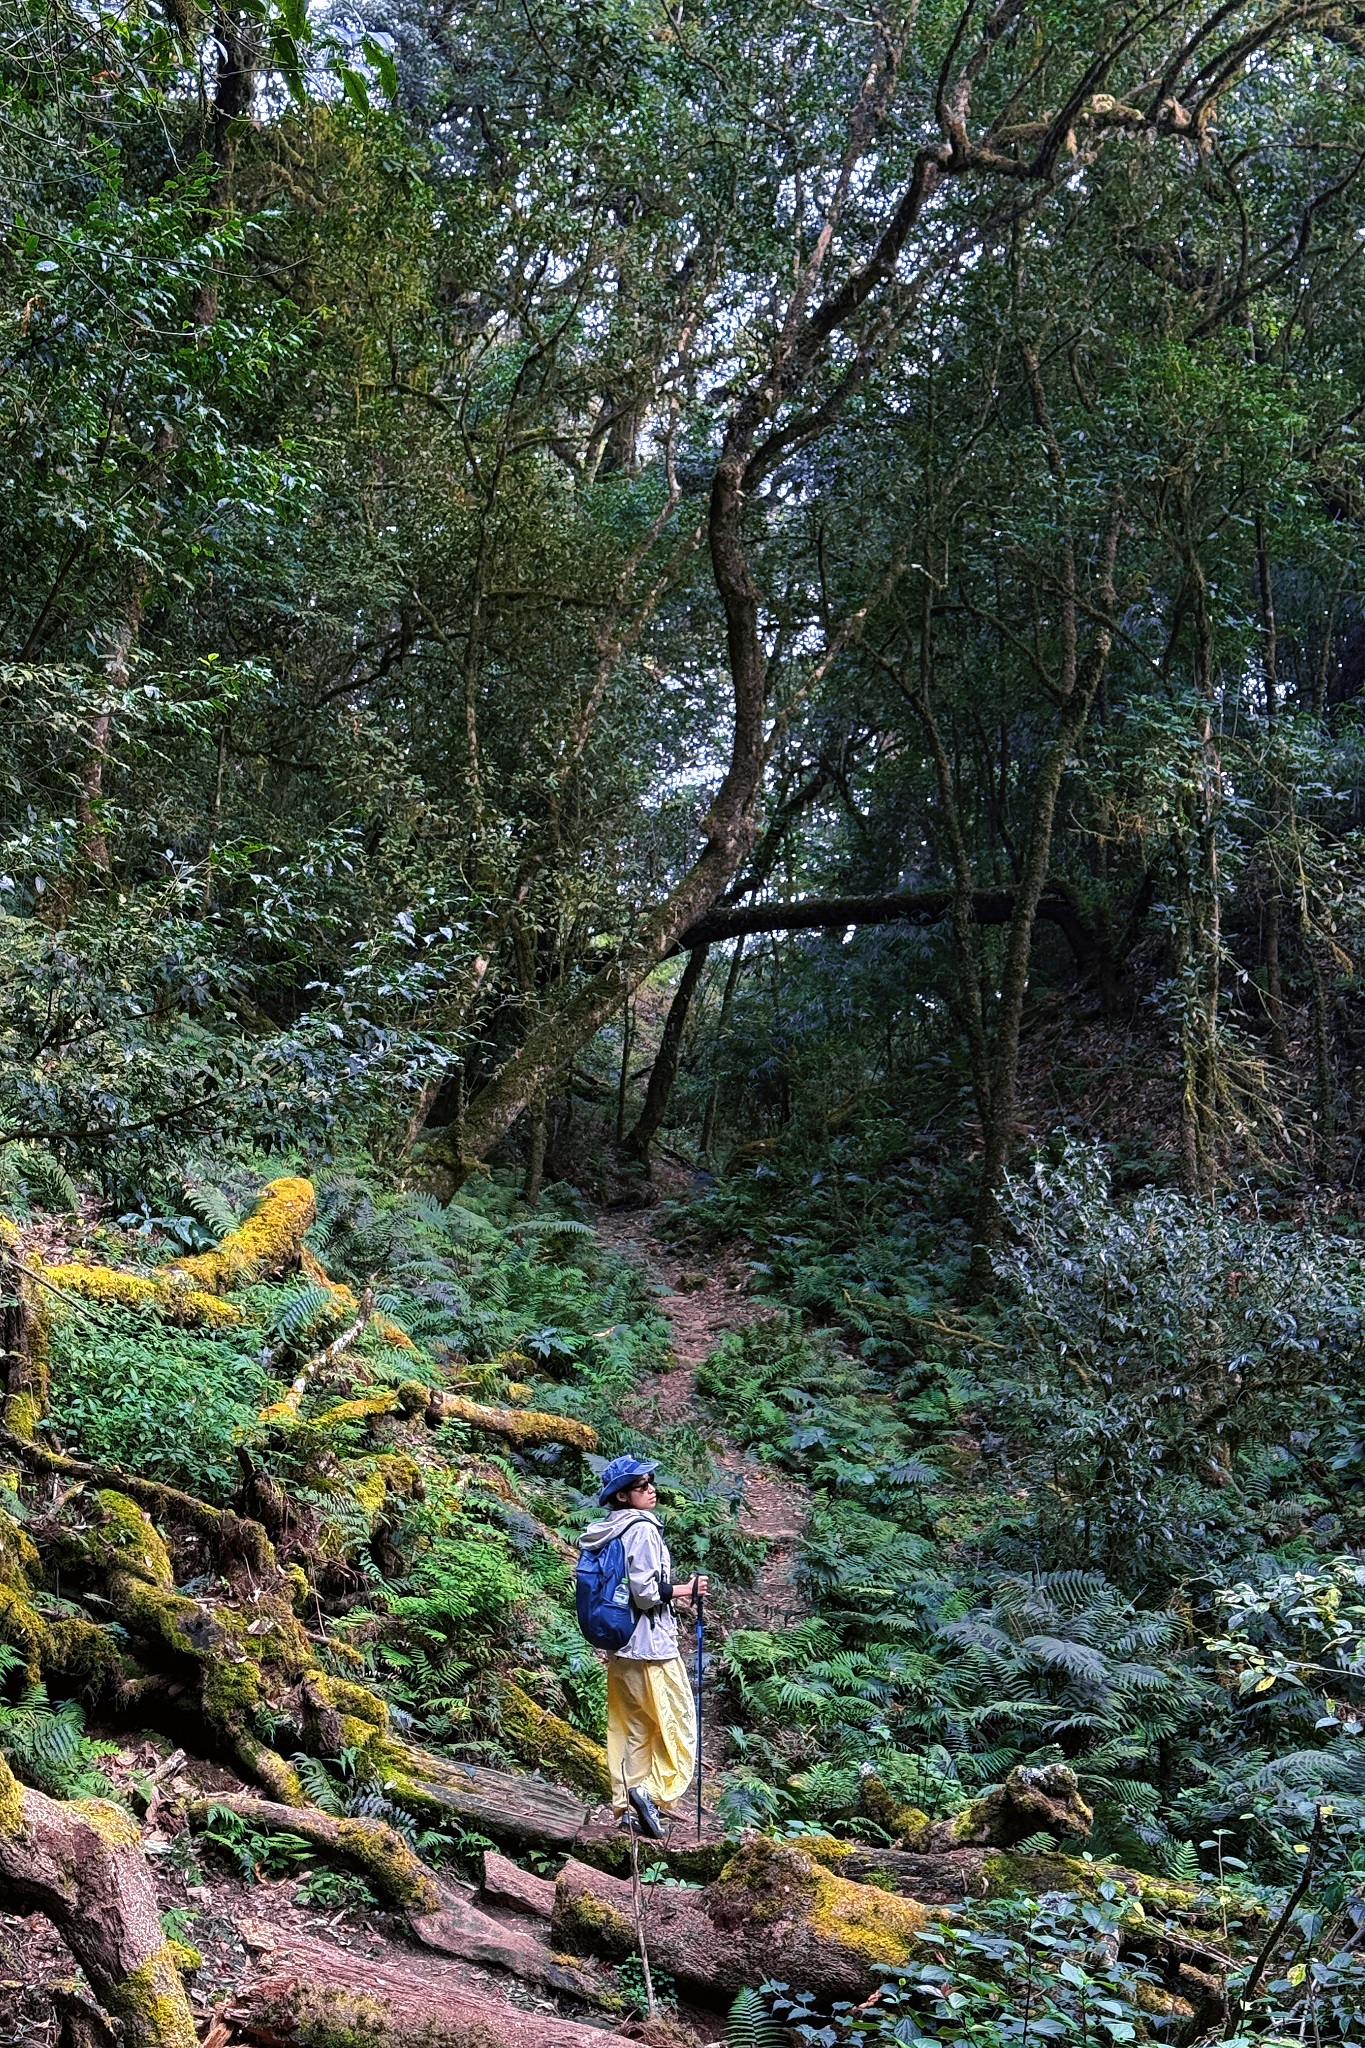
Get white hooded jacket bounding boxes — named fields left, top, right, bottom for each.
left=577, top=1507, right=679, bottom=1660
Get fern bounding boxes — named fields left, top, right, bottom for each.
left=182, top=1179, right=240, bottom=1240
left=268, top=1283, right=341, bottom=1345
left=1164, top=1837, right=1203, bottom=1883
left=10, top=1143, right=79, bottom=1213
left=0, top=1685, right=120, bottom=1799
left=725, top=1986, right=787, bottom=2048
left=291, top=1751, right=347, bottom=1815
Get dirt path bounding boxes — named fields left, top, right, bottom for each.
left=591, top=1193, right=811, bottom=1641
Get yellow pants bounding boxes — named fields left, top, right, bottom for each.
left=606, top=1654, right=698, bottom=1813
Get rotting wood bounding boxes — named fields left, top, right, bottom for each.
left=225, top=1921, right=627, bottom=2048
left=409, top=1883, right=612, bottom=1999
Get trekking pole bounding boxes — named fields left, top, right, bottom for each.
left=694, top=1585, right=705, bottom=1839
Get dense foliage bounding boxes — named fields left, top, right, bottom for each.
left=9, top=0, right=1365, bottom=2039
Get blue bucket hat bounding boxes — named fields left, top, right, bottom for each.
left=597, top=1454, right=659, bottom=1506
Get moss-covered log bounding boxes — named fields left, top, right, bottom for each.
left=169, top=1175, right=317, bottom=1292
left=553, top=1837, right=935, bottom=2005
left=405, top=1381, right=598, bottom=1453
left=184, top=1791, right=441, bottom=1912
left=0, top=1752, right=197, bottom=2048
left=858, top=1762, right=1094, bottom=1854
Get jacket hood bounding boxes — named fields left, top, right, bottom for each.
left=579, top=1507, right=658, bottom=1552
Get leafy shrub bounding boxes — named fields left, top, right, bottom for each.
left=761, top=1887, right=1167, bottom=2046
left=47, top=1308, right=274, bottom=1497
left=991, top=1138, right=1365, bottom=1590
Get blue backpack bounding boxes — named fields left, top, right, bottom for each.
left=575, top=1514, right=648, bottom=1651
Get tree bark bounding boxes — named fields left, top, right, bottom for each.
left=679, top=883, right=1101, bottom=964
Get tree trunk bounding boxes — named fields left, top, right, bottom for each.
left=625, top=943, right=711, bottom=1163
left=0, top=1756, right=197, bottom=2047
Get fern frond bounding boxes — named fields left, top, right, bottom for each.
left=726, top=1986, right=787, bottom=2048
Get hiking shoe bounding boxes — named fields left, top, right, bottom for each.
left=628, top=1786, right=666, bottom=1840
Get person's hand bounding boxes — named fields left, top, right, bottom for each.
left=678, top=1575, right=709, bottom=1605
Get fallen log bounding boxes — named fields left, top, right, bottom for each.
left=410, top=1383, right=598, bottom=1454
left=225, top=1921, right=628, bottom=2048
left=553, top=1837, right=934, bottom=2004
left=169, top=1176, right=317, bottom=1292
left=0, top=1753, right=197, bottom=2048
left=185, top=1791, right=440, bottom=1912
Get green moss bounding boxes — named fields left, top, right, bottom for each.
left=319, top=1674, right=390, bottom=1728
left=334, top=1815, right=440, bottom=1912
left=107, top=1942, right=197, bottom=2048
left=492, top=1676, right=611, bottom=1799
left=552, top=1884, right=637, bottom=1960
left=807, top=1860, right=930, bottom=1966
left=859, top=1774, right=931, bottom=1848
left=3, top=1390, right=41, bottom=1440
left=92, top=1491, right=174, bottom=1586
left=711, top=1835, right=819, bottom=1928
left=1135, top=1984, right=1196, bottom=2020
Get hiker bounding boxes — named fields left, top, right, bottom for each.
left=576, top=1454, right=709, bottom=1839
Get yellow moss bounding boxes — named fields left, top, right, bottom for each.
left=790, top=1832, right=854, bottom=1864
left=349, top=1470, right=387, bottom=1524
left=299, top=1244, right=418, bottom=1353
left=806, top=1861, right=930, bottom=1967
left=68, top=1797, right=142, bottom=1848
left=310, top=1673, right=386, bottom=1728
left=429, top=1391, right=597, bottom=1453
left=3, top=1390, right=41, bottom=1441
left=109, top=1942, right=198, bottom=2048
left=287, top=1562, right=312, bottom=1611
left=1135, top=1984, right=1196, bottom=2020
left=492, top=1677, right=611, bottom=1799
left=171, top=1176, right=317, bottom=1293
left=0, top=1752, right=25, bottom=1837
left=35, top=1261, right=243, bottom=1328
left=977, top=1850, right=1231, bottom=1923
left=166, top=1939, right=203, bottom=1975
left=711, top=1837, right=935, bottom=1969
left=310, top=1392, right=401, bottom=1430
left=334, top=1815, right=440, bottom=1912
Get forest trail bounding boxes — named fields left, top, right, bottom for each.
left=590, top=1187, right=810, bottom=1639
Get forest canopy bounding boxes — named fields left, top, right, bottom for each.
left=8, top=1, right=1365, bottom=2043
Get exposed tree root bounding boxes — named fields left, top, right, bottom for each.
left=184, top=1791, right=440, bottom=1911
left=0, top=1753, right=197, bottom=2048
